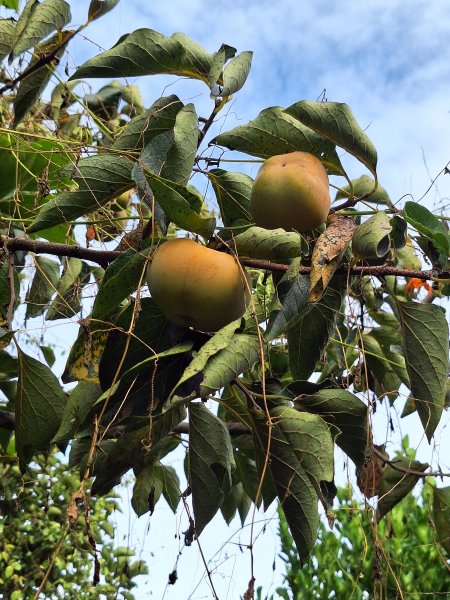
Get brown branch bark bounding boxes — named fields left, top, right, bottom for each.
left=1, top=235, right=449, bottom=280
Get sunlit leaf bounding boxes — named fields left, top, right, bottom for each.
left=352, top=211, right=392, bottom=260
left=208, top=168, right=253, bottom=226
left=334, top=175, right=389, bottom=204
left=285, top=101, right=378, bottom=177
left=217, top=50, right=252, bottom=97
left=212, top=106, right=343, bottom=174
left=234, top=226, right=307, bottom=261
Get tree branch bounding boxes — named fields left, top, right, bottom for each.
left=1, top=235, right=448, bottom=280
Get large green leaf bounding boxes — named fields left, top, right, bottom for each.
left=334, top=175, right=390, bottom=204
left=288, top=281, right=344, bottom=380
left=27, top=155, right=135, bottom=233
left=377, top=457, right=428, bottom=520
left=189, top=402, right=235, bottom=535
left=16, top=349, right=67, bottom=471
left=252, top=406, right=334, bottom=561
left=208, top=168, right=253, bottom=226
left=285, top=101, right=378, bottom=177
left=234, top=226, right=306, bottom=261
left=296, top=389, right=369, bottom=468
left=397, top=301, right=449, bottom=441
left=26, top=256, right=60, bottom=319
left=212, top=106, right=343, bottom=174
left=13, top=30, right=72, bottom=126
left=10, top=0, right=71, bottom=60
left=71, top=29, right=215, bottom=85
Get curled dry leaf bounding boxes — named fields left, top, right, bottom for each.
left=357, top=442, right=388, bottom=498
left=308, top=214, right=356, bottom=302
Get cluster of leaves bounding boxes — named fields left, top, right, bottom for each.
left=0, top=435, right=147, bottom=599
left=271, top=475, right=450, bottom=599
left=0, top=0, right=448, bottom=585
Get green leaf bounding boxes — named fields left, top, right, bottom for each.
left=217, top=51, right=253, bottom=97
left=212, top=106, right=343, bottom=174
left=361, top=333, right=404, bottom=402
left=10, top=0, right=71, bottom=60
left=377, top=457, right=428, bottom=520
left=40, top=344, right=55, bottom=366
left=131, top=463, right=163, bottom=517
left=266, top=265, right=309, bottom=341
left=352, top=211, right=392, bottom=260
left=296, top=389, right=368, bottom=468
left=62, top=319, right=110, bottom=383
left=27, top=155, right=135, bottom=233
left=0, top=19, right=15, bottom=62
left=285, top=101, right=378, bottom=177
left=396, top=301, right=449, bottom=441
left=208, top=168, right=253, bottom=226
left=13, top=30, right=72, bottom=126
left=0, top=0, right=19, bottom=10
left=189, top=402, right=235, bottom=535
left=0, top=258, right=20, bottom=325
left=172, top=318, right=242, bottom=397
left=403, top=201, right=450, bottom=259
left=252, top=406, right=334, bottom=561
left=288, top=281, right=344, bottom=380
left=181, top=334, right=259, bottom=400
left=91, top=405, right=185, bottom=496
left=26, top=256, right=60, bottom=319
left=71, top=29, right=215, bottom=85
left=53, top=381, right=103, bottom=442
left=143, top=171, right=215, bottom=239
left=432, top=485, right=450, bottom=555
left=91, top=248, right=149, bottom=320
left=234, top=226, right=306, bottom=261
left=16, top=349, right=67, bottom=471
left=88, top=0, right=120, bottom=22
left=207, top=43, right=236, bottom=89
left=112, top=95, right=184, bottom=151
left=161, top=465, right=180, bottom=513
left=334, top=175, right=389, bottom=204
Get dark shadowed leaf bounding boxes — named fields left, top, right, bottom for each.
left=296, top=389, right=368, bottom=468
left=16, top=349, right=67, bottom=471
left=91, top=247, right=149, bottom=320
left=252, top=406, right=334, bottom=561
left=10, top=0, right=71, bottom=60
left=91, top=404, right=185, bottom=496
left=432, top=485, right=450, bottom=555
left=26, top=256, right=60, bottom=319
left=132, top=463, right=163, bottom=517
left=288, top=281, right=344, bottom=380
left=396, top=301, right=449, bottom=441
left=285, top=101, right=378, bottom=177
left=88, top=0, right=120, bottom=21
left=53, top=381, right=103, bottom=442
left=377, top=457, right=428, bottom=520
left=189, top=402, right=235, bottom=535
left=208, top=169, right=253, bottom=226
left=212, top=106, right=343, bottom=174
left=352, top=211, right=392, bottom=260
left=46, top=258, right=90, bottom=320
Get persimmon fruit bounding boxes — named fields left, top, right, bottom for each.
left=146, top=238, right=250, bottom=332
left=249, top=151, right=331, bottom=232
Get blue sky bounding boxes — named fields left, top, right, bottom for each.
left=5, top=1, right=450, bottom=597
